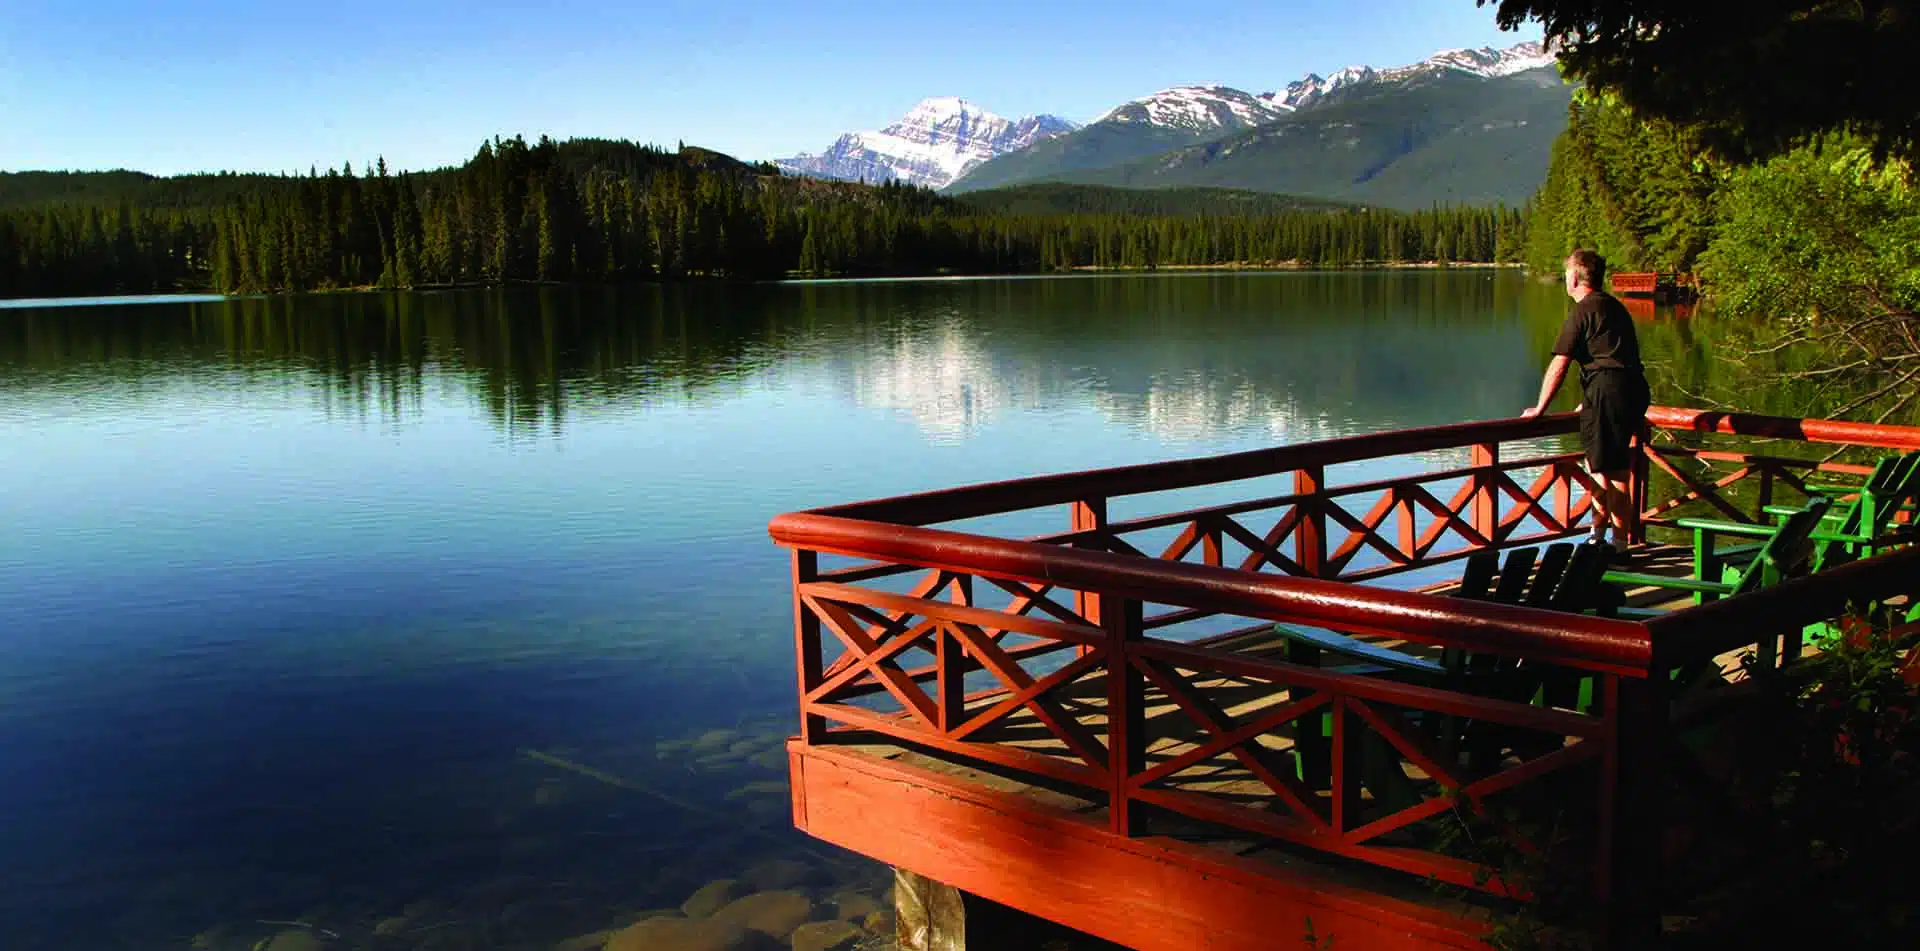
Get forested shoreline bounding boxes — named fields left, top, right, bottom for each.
left=1519, top=88, right=1919, bottom=424
left=0, top=136, right=1522, bottom=300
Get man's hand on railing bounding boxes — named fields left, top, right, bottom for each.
left=1520, top=404, right=1579, bottom=419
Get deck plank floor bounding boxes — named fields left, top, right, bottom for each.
left=798, top=543, right=1740, bottom=939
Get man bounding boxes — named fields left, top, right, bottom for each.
left=1521, top=249, right=1651, bottom=552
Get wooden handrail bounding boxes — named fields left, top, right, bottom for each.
left=774, top=403, right=1920, bottom=932
left=770, top=512, right=1654, bottom=677
left=810, top=413, right=1580, bottom=525
left=808, top=407, right=1920, bottom=529
left=1647, top=406, right=1920, bottom=452
left=1644, top=544, right=1920, bottom=665
left=776, top=405, right=1920, bottom=683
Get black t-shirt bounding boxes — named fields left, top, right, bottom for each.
left=1552, top=290, right=1643, bottom=378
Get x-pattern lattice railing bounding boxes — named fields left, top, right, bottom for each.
left=1638, top=406, right=1920, bottom=529
left=801, top=574, right=1110, bottom=785
left=784, top=519, right=1648, bottom=898
left=1641, top=445, right=1873, bottom=526
left=775, top=406, right=1920, bottom=941
left=1043, top=450, right=1604, bottom=587
left=1123, top=638, right=1607, bottom=892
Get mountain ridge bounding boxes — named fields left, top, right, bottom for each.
left=775, top=97, right=1076, bottom=189
left=940, top=42, right=1566, bottom=206
left=772, top=40, right=1554, bottom=195
left=1045, top=64, right=1573, bottom=209
left=941, top=40, right=1558, bottom=197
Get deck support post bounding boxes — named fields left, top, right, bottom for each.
left=1627, top=428, right=1651, bottom=546
left=1295, top=466, right=1327, bottom=578
left=792, top=549, right=828, bottom=744
left=1072, top=498, right=1108, bottom=662
left=893, top=867, right=1056, bottom=951
left=1102, top=593, right=1145, bottom=835
left=1600, top=675, right=1667, bottom=950
left=1470, top=443, right=1499, bottom=546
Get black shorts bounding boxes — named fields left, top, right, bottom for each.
left=1579, top=369, right=1650, bottom=474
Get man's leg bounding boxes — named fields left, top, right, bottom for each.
left=1583, top=374, right=1642, bottom=550
left=1595, top=470, right=1631, bottom=549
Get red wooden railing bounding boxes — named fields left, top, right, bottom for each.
left=1610, top=272, right=1662, bottom=296
left=1611, top=272, right=1698, bottom=299
left=1640, top=406, right=1920, bottom=530
left=770, top=405, right=1920, bottom=945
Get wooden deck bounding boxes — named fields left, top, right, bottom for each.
left=792, top=546, right=1730, bottom=951
left=793, top=742, right=1499, bottom=951
left=772, top=408, right=1920, bottom=951
left=1611, top=271, right=1699, bottom=303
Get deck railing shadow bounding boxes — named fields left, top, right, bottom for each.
left=770, top=405, right=1920, bottom=944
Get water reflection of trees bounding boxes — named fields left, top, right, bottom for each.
left=0, top=272, right=1628, bottom=441
left=1636, top=303, right=1918, bottom=425
left=799, top=271, right=1571, bottom=440
left=0, top=287, right=794, bottom=436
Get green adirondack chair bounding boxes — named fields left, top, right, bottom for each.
left=1273, top=541, right=1616, bottom=797
left=1447, top=542, right=1615, bottom=766
left=1274, top=542, right=1612, bottom=695
left=1602, top=496, right=1832, bottom=682
left=1603, top=496, right=1832, bottom=608
left=1740, top=449, right=1920, bottom=575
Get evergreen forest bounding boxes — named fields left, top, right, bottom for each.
left=0, top=136, right=1522, bottom=299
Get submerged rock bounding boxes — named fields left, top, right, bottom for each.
left=791, top=920, right=865, bottom=951
left=681, top=879, right=744, bottom=919
left=694, top=752, right=745, bottom=771
left=739, top=858, right=819, bottom=892
left=190, top=925, right=236, bottom=950
left=603, top=916, right=768, bottom=951
left=687, top=729, right=737, bottom=754
left=551, top=930, right=616, bottom=951
left=707, top=890, right=815, bottom=939
left=261, top=931, right=324, bottom=951
left=372, top=916, right=410, bottom=936
left=831, top=890, right=881, bottom=922
left=724, top=781, right=789, bottom=801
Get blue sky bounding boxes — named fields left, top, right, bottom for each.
left=2, top=1, right=1537, bottom=176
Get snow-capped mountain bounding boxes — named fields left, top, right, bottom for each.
left=1420, top=42, right=1557, bottom=78
left=1262, top=66, right=1382, bottom=111
left=1043, top=41, right=1556, bottom=142
left=818, top=38, right=1559, bottom=196
left=1260, top=41, right=1556, bottom=111
left=1095, top=85, right=1292, bottom=133
left=776, top=97, right=1077, bottom=189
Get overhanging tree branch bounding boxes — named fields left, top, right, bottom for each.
left=1479, top=1, right=1920, bottom=163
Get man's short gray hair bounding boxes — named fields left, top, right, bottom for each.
left=1565, top=249, right=1607, bottom=289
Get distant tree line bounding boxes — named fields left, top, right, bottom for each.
left=952, top=182, right=1358, bottom=217
left=1516, top=87, right=1920, bottom=423
left=1, top=135, right=1524, bottom=298
left=1519, top=90, right=1718, bottom=275
left=1490, top=2, right=1920, bottom=420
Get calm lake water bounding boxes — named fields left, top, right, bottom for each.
left=0, top=272, right=1679, bottom=950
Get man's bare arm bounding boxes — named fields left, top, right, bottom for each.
left=1521, top=354, right=1572, bottom=419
